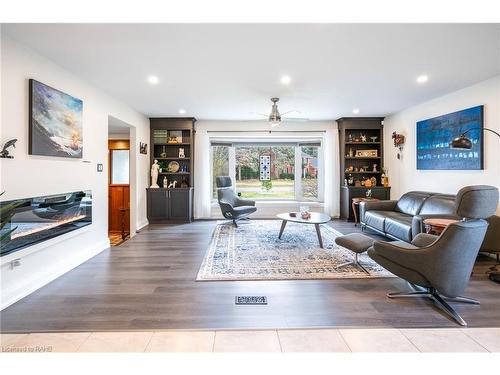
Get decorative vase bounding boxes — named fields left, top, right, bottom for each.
left=160, top=146, right=167, bottom=158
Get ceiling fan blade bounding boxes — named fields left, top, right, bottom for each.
left=248, top=111, right=269, bottom=118
left=282, top=117, right=310, bottom=122
left=280, top=110, right=301, bottom=116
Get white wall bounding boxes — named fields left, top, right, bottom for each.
left=384, top=76, right=500, bottom=214
left=0, top=35, right=150, bottom=309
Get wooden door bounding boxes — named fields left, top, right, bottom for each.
left=109, top=140, right=130, bottom=235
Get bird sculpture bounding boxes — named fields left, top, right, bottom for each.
left=0, top=139, right=17, bottom=158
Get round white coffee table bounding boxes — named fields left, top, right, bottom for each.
left=276, top=212, right=331, bottom=248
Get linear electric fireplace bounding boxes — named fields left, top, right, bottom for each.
left=0, top=190, right=92, bottom=257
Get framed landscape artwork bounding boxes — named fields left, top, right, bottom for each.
left=29, top=79, right=83, bottom=158
left=416, top=105, right=484, bottom=170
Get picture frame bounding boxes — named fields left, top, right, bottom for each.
left=355, top=149, right=378, bottom=157
left=416, top=105, right=484, bottom=170
left=168, top=130, right=183, bottom=144
left=29, top=79, right=83, bottom=158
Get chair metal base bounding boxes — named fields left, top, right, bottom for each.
left=387, top=285, right=479, bottom=326
left=335, top=253, right=370, bottom=274
left=222, top=216, right=251, bottom=228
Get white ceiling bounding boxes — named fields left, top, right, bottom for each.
left=4, top=24, right=500, bottom=120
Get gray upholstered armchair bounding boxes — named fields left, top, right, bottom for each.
left=216, top=176, right=257, bottom=227
left=368, top=185, right=499, bottom=326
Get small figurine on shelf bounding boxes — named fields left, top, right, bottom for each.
left=178, top=148, right=185, bottom=158
left=348, top=174, right=354, bottom=186
left=370, top=176, right=377, bottom=186
left=372, top=164, right=378, bottom=172
left=348, top=133, right=353, bottom=142
left=348, top=148, right=354, bottom=157
left=382, top=168, right=390, bottom=187
left=163, top=177, right=168, bottom=188
left=167, top=180, right=178, bottom=189
left=360, top=134, right=367, bottom=142
left=366, top=189, right=372, bottom=198
left=150, top=160, right=160, bottom=188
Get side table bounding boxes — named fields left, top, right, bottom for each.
left=424, top=218, right=459, bottom=235
left=352, top=197, right=379, bottom=226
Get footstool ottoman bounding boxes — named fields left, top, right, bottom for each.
left=334, top=233, right=375, bottom=274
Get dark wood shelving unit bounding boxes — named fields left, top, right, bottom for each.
left=156, top=157, right=191, bottom=160
left=147, top=117, right=196, bottom=223
left=337, top=117, right=391, bottom=221
left=345, top=142, right=381, bottom=145
left=345, top=157, right=381, bottom=160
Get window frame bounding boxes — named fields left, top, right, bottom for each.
left=210, top=140, right=324, bottom=202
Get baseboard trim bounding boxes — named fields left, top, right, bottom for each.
left=1, top=239, right=110, bottom=310
left=136, top=221, right=149, bottom=231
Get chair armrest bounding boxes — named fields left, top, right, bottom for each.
left=411, top=233, right=439, bottom=248
left=411, top=214, right=461, bottom=238
left=218, top=200, right=235, bottom=218
left=372, top=240, right=431, bottom=270
left=359, top=200, right=398, bottom=223
left=234, top=197, right=256, bottom=207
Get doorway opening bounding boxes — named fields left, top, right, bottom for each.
left=108, top=119, right=131, bottom=246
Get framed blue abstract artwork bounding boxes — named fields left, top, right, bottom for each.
left=416, top=105, right=484, bottom=170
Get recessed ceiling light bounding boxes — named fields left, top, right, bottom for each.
left=147, top=75, right=159, bottom=85
left=416, top=74, right=428, bottom=84
left=280, top=75, right=292, bottom=85
left=352, top=108, right=360, bottom=114
left=178, top=109, right=186, bottom=115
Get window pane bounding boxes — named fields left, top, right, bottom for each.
left=111, top=150, right=129, bottom=184
left=301, top=146, right=319, bottom=199
left=235, top=146, right=295, bottom=200
left=212, top=145, right=229, bottom=198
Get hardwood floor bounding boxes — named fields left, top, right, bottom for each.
left=1, top=219, right=499, bottom=333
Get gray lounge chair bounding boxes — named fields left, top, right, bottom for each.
left=367, top=185, right=499, bottom=326
left=216, top=176, right=257, bottom=227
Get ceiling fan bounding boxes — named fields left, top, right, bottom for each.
left=252, top=97, right=309, bottom=127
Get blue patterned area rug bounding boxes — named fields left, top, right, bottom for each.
left=196, top=220, right=393, bottom=281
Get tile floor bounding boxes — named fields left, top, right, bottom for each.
left=1, top=328, right=499, bottom=353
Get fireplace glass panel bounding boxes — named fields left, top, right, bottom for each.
left=0, top=190, right=92, bottom=257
